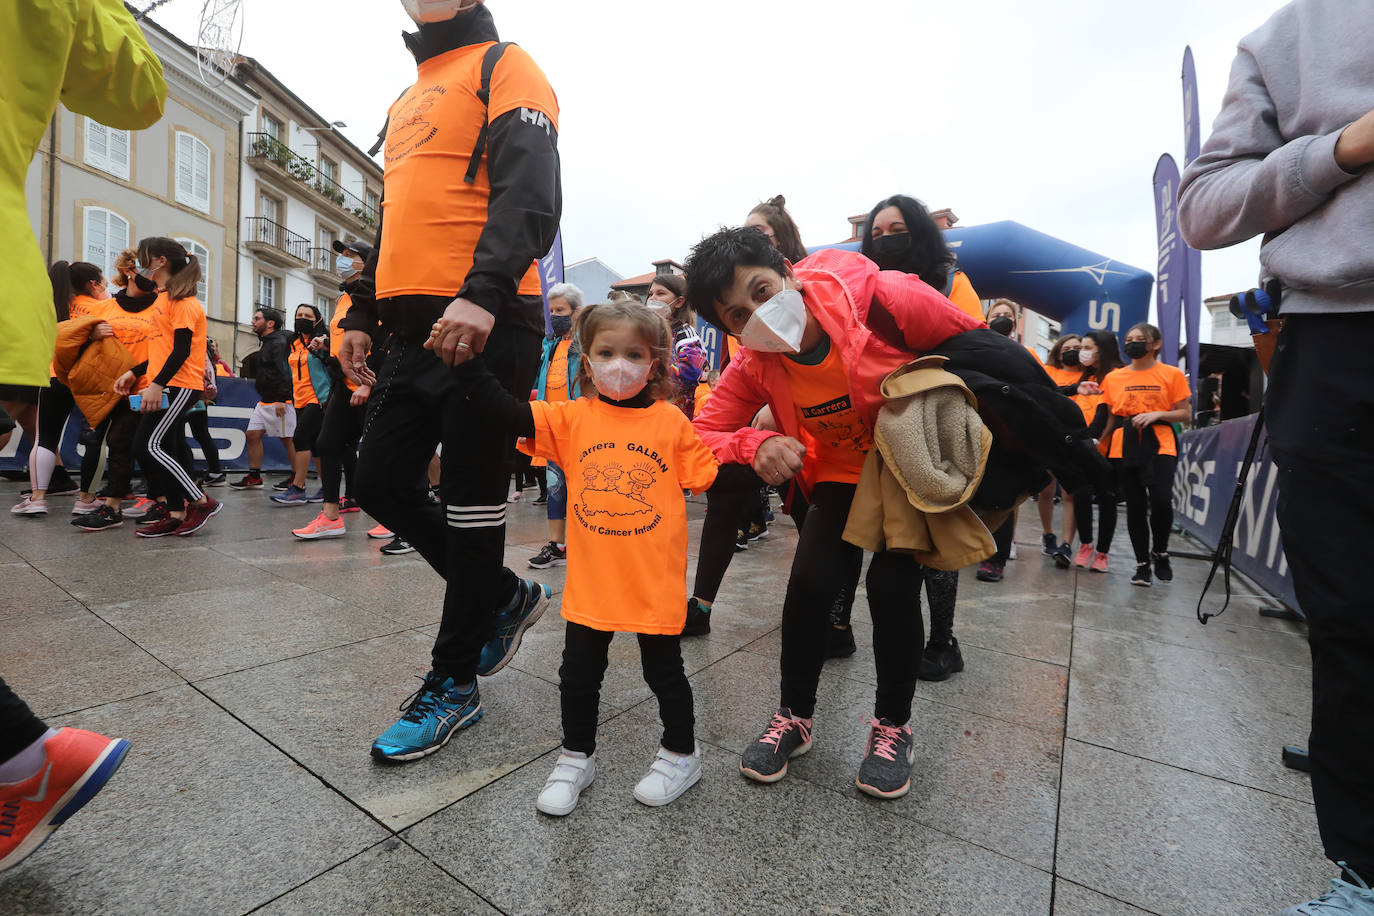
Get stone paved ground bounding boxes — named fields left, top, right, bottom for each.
left=0, top=479, right=1325, bottom=915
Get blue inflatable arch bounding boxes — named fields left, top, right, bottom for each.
left=816, top=220, right=1154, bottom=340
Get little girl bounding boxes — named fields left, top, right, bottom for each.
left=1099, top=322, right=1192, bottom=587
left=452, top=300, right=719, bottom=815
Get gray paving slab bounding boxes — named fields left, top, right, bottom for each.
left=197, top=630, right=564, bottom=830
left=1053, top=879, right=1158, bottom=915
left=256, top=839, right=500, bottom=916
left=0, top=563, right=87, bottom=624
left=403, top=715, right=1054, bottom=916
left=0, top=684, right=387, bottom=915
left=1055, top=739, right=1331, bottom=916
left=1074, top=595, right=1310, bottom=668
left=2, top=607, right=181, bottom=717
left=27, top=543, right=264, bottom=604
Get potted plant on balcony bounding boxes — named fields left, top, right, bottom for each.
left=288, top=159, right=312, bottom=182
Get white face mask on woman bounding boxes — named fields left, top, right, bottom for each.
left=588, top=358, right=651, bottom=400
left=739, top=280, right=806, bottom=353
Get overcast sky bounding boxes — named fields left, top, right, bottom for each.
left=146, top=0, right=1281, bottom=331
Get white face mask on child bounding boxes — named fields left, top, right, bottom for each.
left=739, top=280, right=806, bottom=353
left=589, top=358, right=651, bottom=400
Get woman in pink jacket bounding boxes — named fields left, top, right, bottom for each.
left=686, top=227, right=982, bottom=799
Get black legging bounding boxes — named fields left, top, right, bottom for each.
left=184, top=409, right=222, bottom=474
left=134, top=387, right=204, bottom=512
left=314, top=386, right=363, bottom=505
left=1116, top=455, right=1177, bottom=563
left=1072, top=472, right=1118, bottom=554
left=991, top=515, right=1015, bottom=564
left=0, top=677, right=47, bottom=763
left=80, top=402, right=144, bottom=496
left=781, top=481, right=924, bottom=724
left=36, top=378, right=75, bottom=452
left=693, top=465, right=808, bottom=603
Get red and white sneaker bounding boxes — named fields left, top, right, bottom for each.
left=293, top=512, right=345, bottom=540
left=367, top=524, right=392, bottom=539
left=1091, top=552, right=1110, bottom=573
left=1074, top=544, right=1095, bottom=569
left=0, top=728, right=131, bottom=874
left=173, top=496, right=222, bottom=536
left=338, top=496, right=361, bottom=514
left=134, top=516, right=181, bottom=538
left=121, top=497, right=155, bottom=519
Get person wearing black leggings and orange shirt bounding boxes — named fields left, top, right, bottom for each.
left=1099, top=322, right=1190, bottom=587
left=684, top=196, right=809, bottom=637
left=115, top=237, right=221, bottom=538
left=859, top=193, right=975, bottom=680
left=1064, top=331, right=1122, bottom=572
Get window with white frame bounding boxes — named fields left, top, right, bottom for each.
left=258, top=273, right=277, bottom=310
left=83, top=207, right=129, bottom=281
left=175, top=238, right=210, bottom=308
left=84, top=119, right=130, bottom=179
left=315, top=294, right=331, bottom=323
left=319, top=157, right=338, bottom=186
left=262, top=113, right=283, bottom=142
left=175, top=132, right=212, bottom=212
left=365, top=190, right=378, bottom=215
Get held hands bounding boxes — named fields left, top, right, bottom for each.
left=339, top=330, right=376, bottom=387
left=138, top=382, right=164, bottom=413
left=1076, top=380, right=1101, bottom=396
left=114, top=370, right=136, bottom=396
left=752, top=436, right=806, bottom=486
left=1335, top=107, right=1374, bottom=171
left=425, top=297, right=494, bottom=367
left=89, top=322, right=114, bottom=341
left=307, top=335, right=327, bottom=353
left=350, top=385, right=371, bottom=407
left=275, top=403, right=287, bottom=419
left=1131, top=411, right=1162, bottom=429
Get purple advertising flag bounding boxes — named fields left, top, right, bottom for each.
left=537, top=229, right=565, bottom=336
left=1153, top=154, right=1185, bottom=367
left=1181, top=47, right=1203, bottom=401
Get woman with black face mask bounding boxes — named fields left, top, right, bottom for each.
left=1038, top=335, right=1085, bottom=566
left=273, top=304, right=331, bottom=506
left=855, top=194, right=978, bottom=681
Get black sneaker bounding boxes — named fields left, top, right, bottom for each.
left=734, top=530, right=749, bottom=552
left=527, top=541, right=566, bottom=569
left=1131, top=563, right=1152, bottom=587
left=975, top=560, right=1004, bottom=582
left=230, top=474, right=263, bottom=490
left=681, top=597, right=711, bottom=637
left=531, top=494, right=548, bottom=506
left=1052, top=543, right=1072, bottom=570
left=1151, top=552, right=1173, bottom=582
left=855, top=718, right=915, bottom=799
left=825, top=625, right=856, bottom=659
left=740, top=708, right=812, bottom=783
left=72, top=505, right=123, bottom=531
left=1041, top=533, right=1058, bottom=557
left=746, top=522, right=769, bottom=542
left=271, top=476, right=293, bottom=491
left=381, top=536, right=415, bottom=556
left=202, top=473, right=227, bottom=487
left=137, top=503, right=170, bottom=525
left=918, top=636, right=964, bottom=681
left=46, top=470, right=79, bottom=496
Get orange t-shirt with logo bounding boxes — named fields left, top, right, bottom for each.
left=946, top=271, right=985, bottom=321
left=522, top=398, right=718, bottom=635
left=376, top=41, right=557, bottom=301
left=97, top=297, right=164, bottom=390
left=330, top=292, right=359, bottom=392
left=146, top=294, right=206, bottom=392
left=288, top=337, right=319, bottom=407
left=779, top=336, right=873, bottom=484
left=1101, top=363, right=1191, bottom=458
left=544, top=338, right=572, bottom=403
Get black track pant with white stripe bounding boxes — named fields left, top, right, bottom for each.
left=354, top=322, right=542, bottom=683
left=134, top=386, right=204, bottom=512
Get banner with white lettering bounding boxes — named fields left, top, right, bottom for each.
left=1173, top=416, right=1300, bottom=612
left=0, top=377, right=293, bottom=475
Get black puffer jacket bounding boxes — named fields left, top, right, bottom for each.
left=253, top=328, right=293, bottom=403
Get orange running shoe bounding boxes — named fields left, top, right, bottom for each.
left=1074, top=544, right=1095, bottom=569
left=0, top=728, right=131, bottom=873
left=367, top=524, right=392, bottom=540
left=1091, top=552, right=1110, bottom=573
left=293, top=512, right=345, bottom=540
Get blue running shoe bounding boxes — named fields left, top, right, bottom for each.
left=270, top=485, right=309, bottom=506
left=370, top=673, right=482, bottom=762
left=477, top=578, right=551, bottom=676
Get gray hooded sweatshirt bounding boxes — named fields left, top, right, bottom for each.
left=1178, top=0, right=1374, bottom=314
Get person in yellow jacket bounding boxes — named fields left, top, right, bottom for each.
left=0, top=0, right=164, bottom=879
left=0, top=0, right=166, bottom=390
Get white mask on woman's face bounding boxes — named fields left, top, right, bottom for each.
left=739, top=279, right=806, bottom=353
left=1080, top=348, right=1098, bottom=367
left=648, top=300, right=672, bottom=318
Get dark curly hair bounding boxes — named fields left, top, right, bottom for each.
left=858, top=194, right=957, bottom=292
left=684, top=226, right=787, bottom=330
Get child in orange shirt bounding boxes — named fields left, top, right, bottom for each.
left=452, top=300, right=719, bottom=816
left=1100, top=322, right=1192, bottom=587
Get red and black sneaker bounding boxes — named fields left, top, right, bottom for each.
left=136, top=502, right=171, bottom=526
left=338, top=496, right=361, bottom=514
left=174, top=496, right=222, bottom=536
left=134, top=516, right=182, bottom=538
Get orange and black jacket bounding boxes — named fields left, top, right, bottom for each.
left=342, top=6, right=562, bottom=339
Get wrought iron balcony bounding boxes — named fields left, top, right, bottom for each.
left=244, top=216, right=309, bottom=267
left=245, top=132, right=378, bottom=230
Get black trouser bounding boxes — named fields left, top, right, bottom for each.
left=991, top=515, right=1015, bottom=565
left=0, top=677, right=47, bottom=764
left=134, top=387, right=203, bottom=511
left=693, top=465, right=810, bottom=603
left=36, top=378, right=75, bottom=452
left=1115, top=455, right=1177, bottom=563
left=184, top=409, right=221, bottom=474
left=559, top=621, right=694, bottom=755
left=354, top=325, right=541, bottom=682
left=315, top=386, right=363, bottom=505
left=292, top=402, right=323, bottom=453
left=780, top=481, right=923, bottom=724
left=1267, top=312, right=1374, bottom=877
left=82, top=401, right=141, bottom=496
left=922, top=568, right=959, bottom=642
left=1073, top=460, right=1118, bottom=553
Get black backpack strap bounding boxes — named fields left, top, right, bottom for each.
left=464, top=41, right=514, bottom=184
left=368, top=87, right=411, bottom=158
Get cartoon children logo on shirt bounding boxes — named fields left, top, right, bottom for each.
left=386, top=88, right=443, bottom=162
left=572, top=444, right=668, bottom=537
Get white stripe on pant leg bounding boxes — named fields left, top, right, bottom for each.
left=446, top=510, right=507, bottom=522
left=445, top=503, right=508, bottom=514
left=448, top=518, right=507, bottom=529
left=147, top=388, right=204, bottom=502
